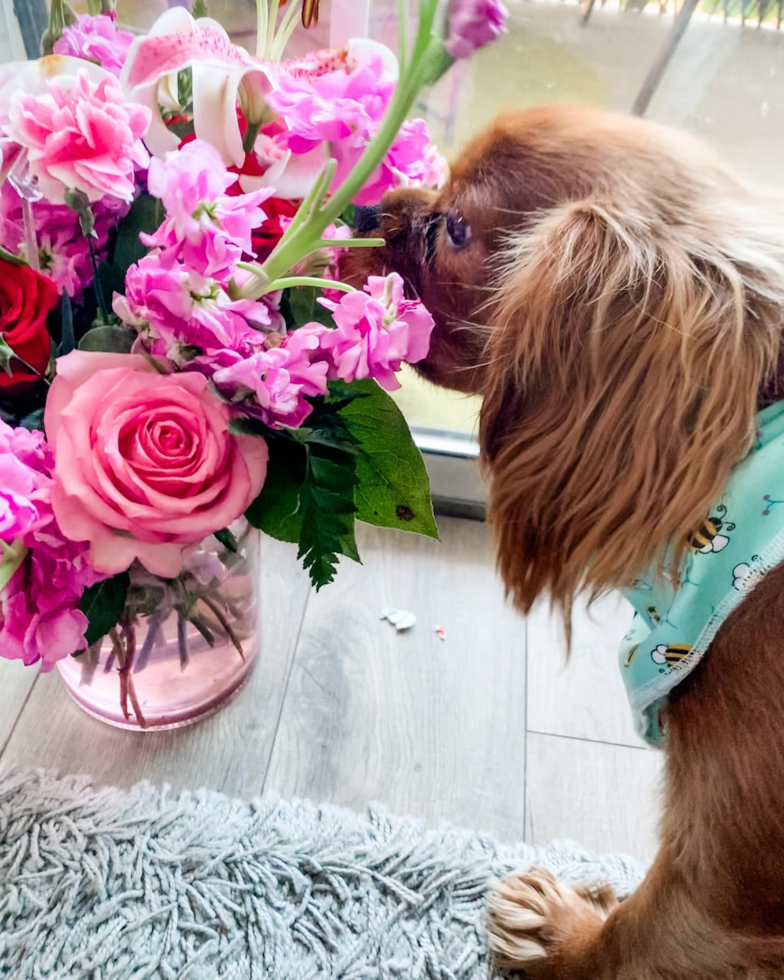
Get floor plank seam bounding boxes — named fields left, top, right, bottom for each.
left=525, top=729, right=651, bottom=752
left=0, top=675, right=39, bottom=761
left=259, top=583, right=313, bottom=794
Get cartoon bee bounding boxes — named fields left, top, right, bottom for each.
left=651, top=643, right=692, bottom=667
left=689, top=504, right=734, bottom=554
left=733, top=557, right=763, bottom=593
left=645, top=605, right=662, bottom=626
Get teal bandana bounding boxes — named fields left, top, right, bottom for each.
left=620, top=399, right=784, bottom=746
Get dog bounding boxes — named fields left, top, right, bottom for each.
left=344, top=104, right=784, bottom=978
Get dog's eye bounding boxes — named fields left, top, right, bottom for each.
left=446, top=211, right=472, bottom=250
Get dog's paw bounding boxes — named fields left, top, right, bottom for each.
left=487, top=867, right=618, bottom=977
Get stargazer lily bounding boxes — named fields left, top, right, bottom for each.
left=119, top=7, right=397, bottom=198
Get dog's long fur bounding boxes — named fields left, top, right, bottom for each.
left=347, top=104, right=784, bottom=977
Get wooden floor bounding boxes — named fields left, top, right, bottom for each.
left=0, top=518, right=663, bottom=862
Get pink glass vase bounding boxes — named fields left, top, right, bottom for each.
left=57, top=523, right=260, bottom=731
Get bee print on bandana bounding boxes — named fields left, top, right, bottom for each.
left=689, top=504, right=734, bottom=554
left=651, top=643, right=692, bottom=670
left=733, top=556, right=764, bottom=593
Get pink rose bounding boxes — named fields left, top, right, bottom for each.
left=44, top=351, right=268, bottom=578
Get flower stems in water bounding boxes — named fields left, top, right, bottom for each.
left=110, top=625, right=147, bottom=728
left=201, top=595, right=244, bottom=660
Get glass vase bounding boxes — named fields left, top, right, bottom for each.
left=57, top=523, right=260, bottom=731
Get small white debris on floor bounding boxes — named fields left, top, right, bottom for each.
left=380, top=608, right=417, bottom=632
left=435, top=625, right=446, bottom=642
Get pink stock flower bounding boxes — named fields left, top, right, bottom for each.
left=45, top=351, right=269, bottom=578
left=3, top=70, right=150, bottom=204
left=0, top=420, right=104, bottom=670
left=53, top=13, right=134, bottom=78
left=114, top=253, right=274, bottom=364
left=318, top=273, right=435, bottom=391
left=142, top=140, right=273, bottom=281
left=0, top=183, right=128, bottom=296
left=445, top=0, right=510, bottom=60
left=208, top=333, right=329, bottom=429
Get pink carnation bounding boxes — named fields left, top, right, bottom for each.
left=318, top=273, right=435, bottom=391
left=0, top=183, right=128, bottom=296
left=0, top=420, right=103, bottom=670
left=3, top=70, right=150, bottom=204
left=445, top=0, right=510, bottom=59
left=142, top=140, right=273, bottom=282
left=53, top=13, right=134, bottom=78
left=267, top=59, right=442, bottom=206
left=114, top=253, right=275, bottom=364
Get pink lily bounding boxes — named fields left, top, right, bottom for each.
left=120, top=8, right=398, bottom=190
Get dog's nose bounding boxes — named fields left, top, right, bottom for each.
left=354, top=205, right=381, bottom=233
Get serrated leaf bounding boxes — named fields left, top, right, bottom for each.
left=297, top=449, right=359, bottom=589
left=339, top=379, right=438, bottom=538
left=79, top=571, right=130, bottom=648
left=79, top=324, right=136, bottom=353
left=112, top=194, right=164, bottom=275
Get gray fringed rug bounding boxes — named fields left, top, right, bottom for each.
left=0, top=767, right=645, bottom=979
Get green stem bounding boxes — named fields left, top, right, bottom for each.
left=325, top=237, right=386, bottom=248
left=242, top=120, right=261, bottom=154
left=237, top=265, right=356, bottom=297
left=254, top=0, right=441, bottom=288
left=87, top=237, right=110, bottom=322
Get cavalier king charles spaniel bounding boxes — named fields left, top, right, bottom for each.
left=344, top=104, right=784, bottom=979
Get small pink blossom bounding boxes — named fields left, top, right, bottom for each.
left=209, top=340, right=329, bottom=429
left=53, top=13, right=134, bottom=78
left=142, top=140, right=273, bottom=281
left=0, top=420, right=104, bottom=670
left=3, top=70, right=150, bottom=204
left=445, top=0, right=510, bottom=59
left=318, top=273, right=435, bottom=391
left=114, top=253, right=274, bottom=364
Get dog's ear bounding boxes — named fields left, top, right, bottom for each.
left=481, top=197, right=783, bottom=616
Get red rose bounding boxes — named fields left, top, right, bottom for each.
left=0, top=259, right=58, bottom=394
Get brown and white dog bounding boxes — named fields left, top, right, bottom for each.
left=344, top=105, right=784, bottom=979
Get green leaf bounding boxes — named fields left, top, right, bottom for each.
left=60, top=292, right=75, bottom=356
left=111, top=194, right=164, bottom=275
left=0, top=540, right=27, bottom=594
left=283, top=286, right=335, bottom=330
left=297, top=450, right=359, bottom=589
left=246, top=437, right=306, bottom=544
left=245, top=434, right=360, bottom=589
left=0, top=338, right=15, bottom=377
left=79, top=572, right=130, bottom=648
left=339, top=379, right=438, bottom=538
left=192, top=0, right=209, bottom=17
left=340, top=204, right=356, bottom=228
left=78, top=324, right=136, bottom=353
left=214, top=527, right=238, bottom=553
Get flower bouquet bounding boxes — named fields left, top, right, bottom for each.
left=0, top=0, right=508, bottom=729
